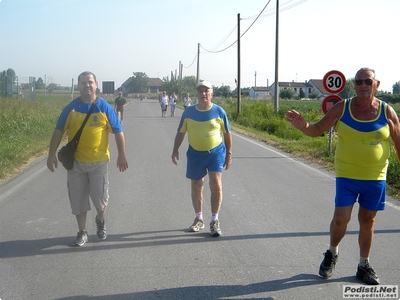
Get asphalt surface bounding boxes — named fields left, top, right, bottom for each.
left=1, top=98, right=399, bottom=300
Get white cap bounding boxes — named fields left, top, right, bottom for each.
left=196, top=80, right=213, bottom=90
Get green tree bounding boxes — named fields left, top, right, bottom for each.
left=162, top=75, right=178, bottom=96
left=279, top=88, right=297, bottom=99
left=128, top=72, right=149, bottom=93
left=47, top=83, right=58, bottom=93
left=393, top=81, right=400, bottom=94
left=241, top=87, right=250, bottom=97
left=214, top=85, right=232, bottom=98
left=35, top=77, right=45, bottom=89
left=339, top=78, right=355, bottom=99
left=162, top=75, right=197, bottom=100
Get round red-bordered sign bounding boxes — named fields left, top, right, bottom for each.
left=323, top=70, right=346, bottom=94
left=322, top=95, right=342, bottom=114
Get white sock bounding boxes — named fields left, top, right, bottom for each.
left=196, top=212, right=203, bottom=220
left=329, top=245, right=339, bottom=257
left=211, top=213, right=218, bottom=222
left=359, top=257, right=369, bottom=267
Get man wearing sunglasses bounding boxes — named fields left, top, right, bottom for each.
left=285, top=67, right=400, bottom=285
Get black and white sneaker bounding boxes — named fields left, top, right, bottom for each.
left=356, top=262, right=380, bottom=285
left=210, top=219, right=221, bottom=237
left=319, top=250, right=338, bottom=278
left=189, top=217, right=205, bottom=232
left=73, top=230, right=88, bottom=247
left=95, top=217, right=107, bottom=240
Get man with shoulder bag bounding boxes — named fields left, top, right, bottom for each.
left=47, top=71, right=128, bottom=247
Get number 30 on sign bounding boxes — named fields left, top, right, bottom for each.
left=323, top=70, right=346, bottom=94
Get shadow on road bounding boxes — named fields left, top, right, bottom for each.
left=1, top=228, right=399, bottom=258
left=53, top=273, right=361, bottom=300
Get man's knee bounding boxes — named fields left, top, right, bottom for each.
left=332, top=207, right=352, bottom=225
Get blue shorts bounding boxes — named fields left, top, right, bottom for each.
left=335, top=178, right=386, bottom=211
left=186, top=144, right=226, bottom=180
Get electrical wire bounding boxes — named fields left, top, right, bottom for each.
left=182, top=0, right=307, bottom=68
left=201, top=0, right=272, bottom=54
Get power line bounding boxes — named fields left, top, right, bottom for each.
left=183, top=52, right=198, bottom=69
left=182, top=0, right=307, bottom=73
left=243, top=0, right=308, bottom=19
left=201, top=0, right=272, bottom=54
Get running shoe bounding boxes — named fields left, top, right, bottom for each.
left=356, top=262, right=380, bottom=285
left=210, top=219, right=221, bottom=237
left=95, top=217, right=107, bottom=240
left=73, top=230, right=88, bottom=247
left=189, top=217, right=205, bottom=232
left=319, top=250, right=338, bottom=278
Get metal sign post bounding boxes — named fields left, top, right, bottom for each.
left=322, top=70, right=346, bottom=154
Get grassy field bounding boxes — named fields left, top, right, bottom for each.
left=1, top=94, right=400, bottom=199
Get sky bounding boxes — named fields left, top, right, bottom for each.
left=0, top=0, right=399, bottom=92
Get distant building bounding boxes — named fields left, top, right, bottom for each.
left=119, top=77, right=164, bottom=95
left=269, top=79, right=330, bottom=99
left=249, top=86, right=270, bottom=99
left=146, top=78, right=164, bottom=93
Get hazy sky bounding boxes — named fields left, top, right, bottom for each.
left=1, top=0, right=399, bottom=92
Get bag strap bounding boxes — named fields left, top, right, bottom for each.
left=72, top=97, right=98, bottom=142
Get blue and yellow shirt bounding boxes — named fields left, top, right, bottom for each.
left=335, top=98, right=390, bottom=180
left=56, top=97, right=122, bottom=163
left=177, top=104, right=230, bottom=151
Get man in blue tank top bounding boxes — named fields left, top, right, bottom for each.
left=285, top=68, right=400, bottom=285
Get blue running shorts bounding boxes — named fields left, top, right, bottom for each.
left=186, top=143, right=226, bottom=180
left=335, top=178, right=386, bottom=211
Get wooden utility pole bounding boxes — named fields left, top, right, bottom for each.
left=196, top=43, right=200, bottom=82
left=274, top=0, right=279, bottom=114
left=237, top=13, right=241, bottom=115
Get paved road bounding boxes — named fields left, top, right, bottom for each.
left=1, top=98, right=400, bottom=300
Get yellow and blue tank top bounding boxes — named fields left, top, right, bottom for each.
left=56, top=97, right=122, bottom=163
left=335, top=98, right=390, bottom=180
left=177, top=104, right=230, bottom=151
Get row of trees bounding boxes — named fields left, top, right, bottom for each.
left=126, top=71, right=400, bottom=101
left=3, top=67, right=399, bottom=100
left=122, top=72, right=238, bottom=99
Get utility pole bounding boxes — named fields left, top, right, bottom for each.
left=274, top=0, right=279, bottom=114
left=254, top=71, right=257, bottom=87
left=237, top=13, right=241, bottom=115
left=196, top=43, right=200, bottom=82
left=179, top=61, right=183, bottom=100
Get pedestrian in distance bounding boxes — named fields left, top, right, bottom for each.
left=114, top=91, right=127, bottom=123
left=160, top=91, right=168, bottom=117
left=169, top=91, right=177, bottom=117
left=171, top=80, right=233, bottom=237
left=183, top=93, right=192, bottom=110
left=47, top=71, right=129, bottom=247
left=286, top=67, right=400, bottom=285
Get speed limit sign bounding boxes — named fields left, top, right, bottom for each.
left=323, top=70, right=346, bottom=94
left=322, top=95, right=342, bottom=114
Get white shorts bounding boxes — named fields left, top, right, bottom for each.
left=67, top=160, right=109, bottom=215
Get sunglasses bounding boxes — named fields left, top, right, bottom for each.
left=355, top=78, right=375, bottom=86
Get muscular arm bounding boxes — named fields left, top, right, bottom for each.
left=286, top=101, right=344, bottom=137
left=386, top=105, right=400, bottom=161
